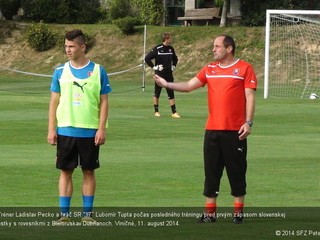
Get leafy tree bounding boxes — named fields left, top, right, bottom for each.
left=132, top=0, right=164, bottom=25
left=71, top=0, right=101, bottom=23
left=21, top=0, right=101, bottom=23
left=0, top=0, right=20, bottom=20
left=241, top=0, right=320, bottom=26
left=108, top=0, right=133, bottom=20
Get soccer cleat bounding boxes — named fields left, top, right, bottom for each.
left=197, top=213, right=216, bottom=223
left=81, top=216, right=97, bottom=223
left=155, top=112, right=161, bottom=117
left=55, top=216, right=71, bottom=223
left=171, top=112, right=181, bottom=118
left=233, top=212, right=244, bottom=224
left=233, top=216, right=244, bottom=224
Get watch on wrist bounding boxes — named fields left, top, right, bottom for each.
left=246, top=121, right=253, bottom=127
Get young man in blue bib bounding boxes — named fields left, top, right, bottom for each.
left=48, top=29, right=112, bottom=222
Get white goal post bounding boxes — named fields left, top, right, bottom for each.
left=264, top=10, right=320, bottom=99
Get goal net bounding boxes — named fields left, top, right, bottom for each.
left=264, top=10, right=320, bottom=99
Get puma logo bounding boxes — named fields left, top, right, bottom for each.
left=73, top=81, right=87, bottom=93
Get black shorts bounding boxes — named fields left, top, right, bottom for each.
left=56, top=135, right=100, bottom=171
left=203, top=130, right=247, bottom=198
left=154, top=73, right=175, bottom=99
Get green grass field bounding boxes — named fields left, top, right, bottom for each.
left=0, top=70, right=319, bottom=239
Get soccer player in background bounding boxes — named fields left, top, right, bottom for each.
left=145, top=32, right=180, bottom=118
left=154, top=35, right=257, bottom=224
left=47, top=29, right=112, bottom=222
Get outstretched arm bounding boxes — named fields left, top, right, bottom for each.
left=153, top=74, right=203, bottom=92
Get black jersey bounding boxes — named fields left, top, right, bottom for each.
left=145, top=44, right=178, bottom=74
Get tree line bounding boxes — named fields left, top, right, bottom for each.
left=1, top=0, right=320, bottom=26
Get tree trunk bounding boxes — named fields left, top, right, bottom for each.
left=219, top=0, right=230, bottom=27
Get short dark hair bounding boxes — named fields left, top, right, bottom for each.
left=220, top=34, right=235, bottom=55
left=65, top=29, right=86, bottom=45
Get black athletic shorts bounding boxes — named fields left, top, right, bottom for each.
left=203, top=130, right=247, bottom=198
left=154, top=72, right=175, bottom=99
left=56, top=135, right=100, bottom=171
